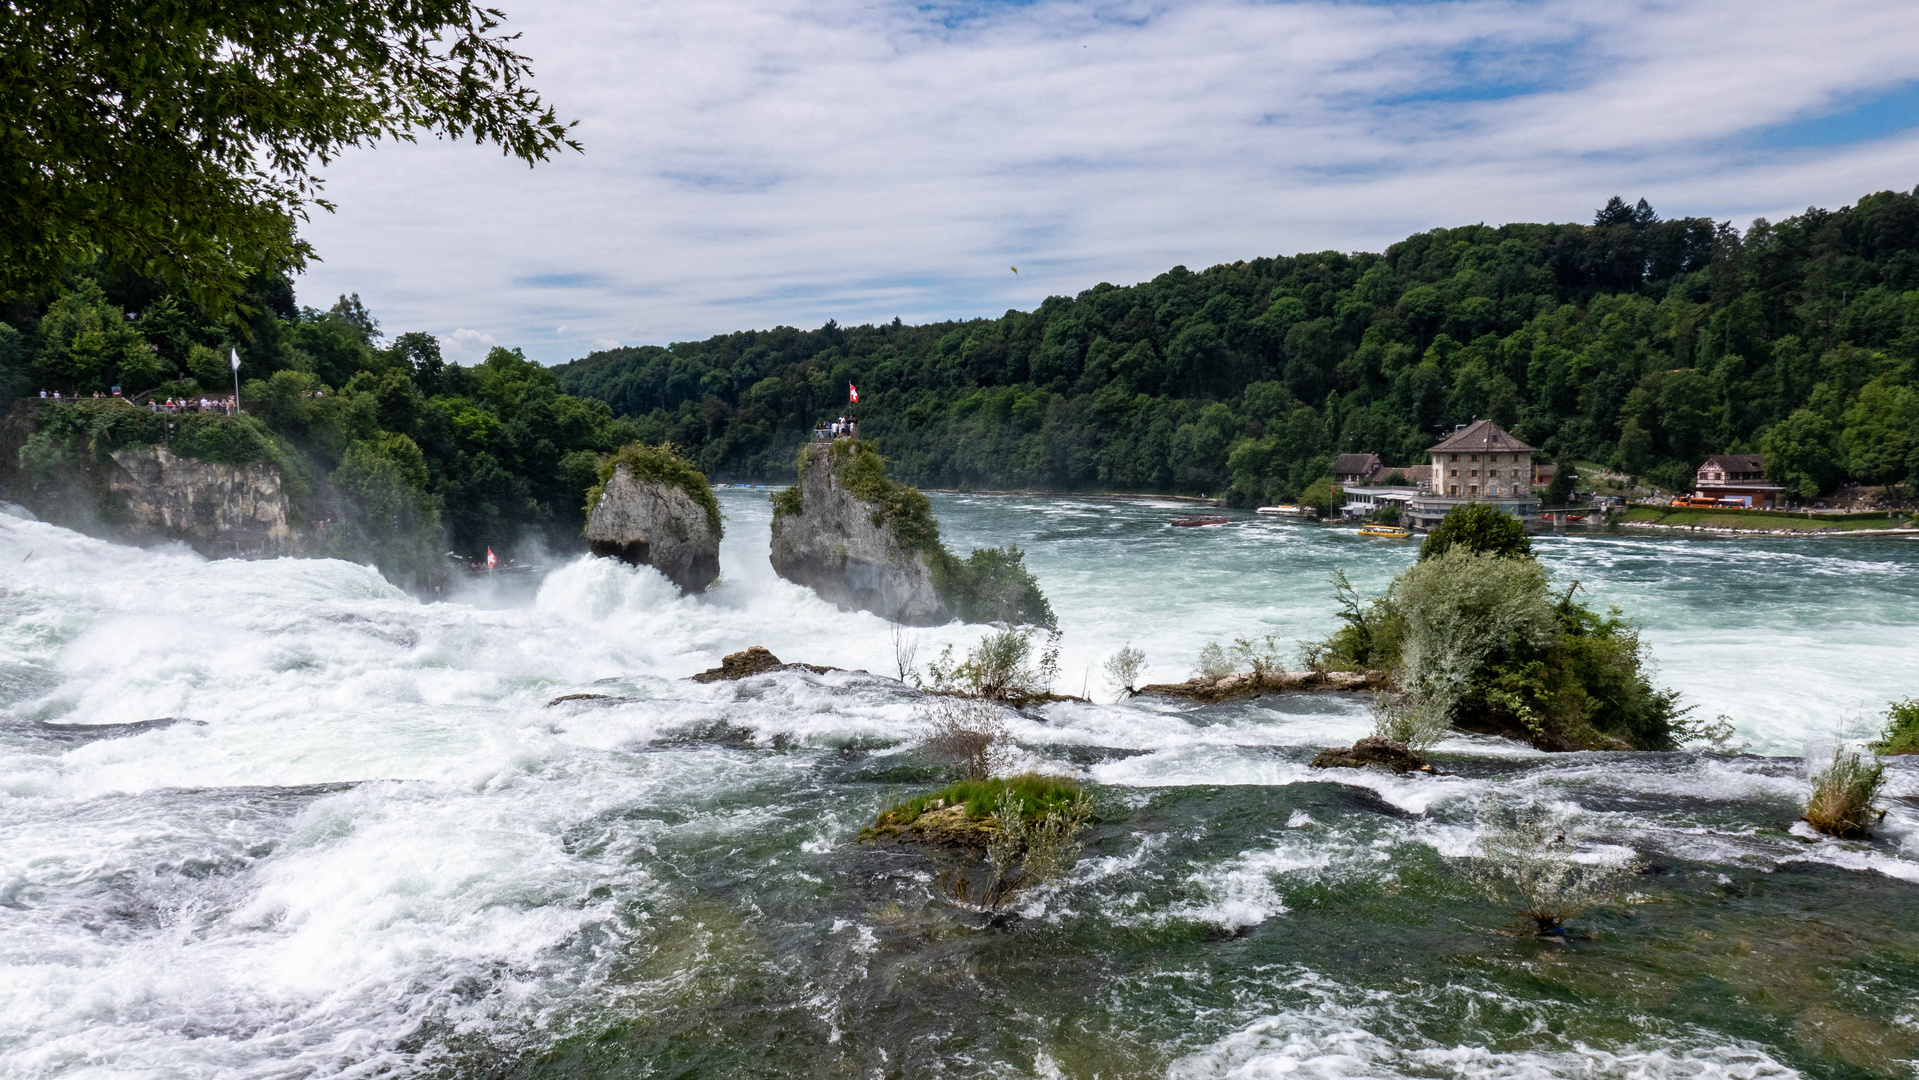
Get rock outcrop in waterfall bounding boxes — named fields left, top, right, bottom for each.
left=108, top=447, right=296, bottom=555
left=769, top=440, right=1054, bottom=627
left=584, top=444, right=723, bottom=593
left=0, top=402, right=298, bottom=557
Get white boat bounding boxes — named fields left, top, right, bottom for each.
left=1256, top=505, right=1306, bottom=516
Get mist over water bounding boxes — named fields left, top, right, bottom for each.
left=3, top=490, right=1917, bottom=1078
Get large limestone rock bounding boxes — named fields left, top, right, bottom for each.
left=108, top=447, right=295, bottom=556
left=586, top=462, right=722, bottom=593
left=769, top=442, right=950, bottom=625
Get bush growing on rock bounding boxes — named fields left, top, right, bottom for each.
left=1310, top=519, right=1685, bottom=751
left=1467, top=799, right=1638, bottom=935
left=1804, top=746, right=1885, bottom=837
left=923, top=697, right=1014, bottom=780
left=1193, top=633, right=1288, bottom=684
left=1102, top=644, right=1146, bottom=698
left=924, top=627, right=1063, bottom=704
left=1417, top=502, right=1532, bottom=562
left=862, top=774, right=1093, bottom=910
left=1870, top=698, right=1919, bottom=755
left=933, top=544, right=1055, bottom=628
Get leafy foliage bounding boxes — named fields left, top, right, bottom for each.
left=923, top=627, right=1063, bottom=704
left=1872, top=698, right=1919, bottom=755
left=555, top=188, right=1919, bottom=502
left=1, top=0, right=577, bottom=309
left=933, top=544, right=1056, bottom=628
left=1418, top=502, right=1532, bottom=562
left=1542, top=461, right=1577, bottom=507
left=585, top=442, right=721, bottom=535
left=1313, top=547, right=1684, bottom=751
left=1102, top=643, right=1146, bottom=697
left=1466, top=799, right=1638, bottom=935
left=921, top=697, right=1014, bottom=781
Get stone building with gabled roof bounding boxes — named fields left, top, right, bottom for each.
left=1404, top=419, right=1540, bottom=528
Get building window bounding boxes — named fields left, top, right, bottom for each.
left=1469, top=485, right=1478, bottom=495
left=1449, top=485, right=1458, bottom=495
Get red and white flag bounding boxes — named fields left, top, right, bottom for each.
left=486, top=547, right=498, bottom=570
left=849, top=383, right=859, bottom=403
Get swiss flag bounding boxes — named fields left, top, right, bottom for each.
left=486, top=547, right=498, bottom=570
left=849, top=383, right=859, bottom=403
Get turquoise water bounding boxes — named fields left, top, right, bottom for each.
left=1, top=493, right=1917, bottom=1078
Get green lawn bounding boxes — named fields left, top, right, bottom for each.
left=1617, top=507, right=1908, bottom=532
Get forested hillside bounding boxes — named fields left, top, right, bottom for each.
left=554, top=191, right=1919, bottom=504
left=1, top=274, right=639, bottom=573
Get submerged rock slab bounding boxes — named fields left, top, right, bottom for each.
left=1311, top=736, right=1432, bottom=773
left=1140, top=669, right=1388, bottom=703
left=586, top=461, right=721, bottom=593
left=769, top=442, right=949, bottom=625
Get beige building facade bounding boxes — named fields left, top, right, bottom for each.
left=1404, top=419, right=1539, bottom=528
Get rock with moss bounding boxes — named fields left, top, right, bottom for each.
left=770, top=440, right=1055, bottom=627
left=585, top=444, right=722, bottom=593
left=770, top=440, right=952, bottom=624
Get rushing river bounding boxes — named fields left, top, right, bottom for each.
left=3, top=491, right=1918, bottom=1079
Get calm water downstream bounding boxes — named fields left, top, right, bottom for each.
left=2, top=492, right=1918, bottom=1078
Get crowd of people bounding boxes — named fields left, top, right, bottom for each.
left=148, top=396, right=237, bottom=415
left=812, top=416, right=859, bottom=440
left=34, top=388, right=238, bottom=414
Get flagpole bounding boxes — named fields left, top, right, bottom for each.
left=230, top=348, right=241, bottom=413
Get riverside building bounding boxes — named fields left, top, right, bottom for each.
left=1404, top=419, right=1540, bottom=528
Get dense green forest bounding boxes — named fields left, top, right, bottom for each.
left=554, top=191, right=1919, bottom=504
left=1, top=270, right=639, bottom=574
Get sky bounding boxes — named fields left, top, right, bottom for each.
left=293, top=0, right=1919, bottom=365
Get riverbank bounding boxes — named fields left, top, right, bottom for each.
left=1612, top=505, right=1918, bottom=536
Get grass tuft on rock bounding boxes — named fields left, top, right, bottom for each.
left=586, top=443, right=720, bottom=535
left=1804, top=746, right=1886, bottom=838
left=863, top=774, right=1089, bottom=841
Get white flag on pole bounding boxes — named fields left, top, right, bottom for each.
left=230, top=348, right=241, bottom=371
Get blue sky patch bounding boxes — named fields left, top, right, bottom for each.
left=1750, top=81, right=1919, bottom=150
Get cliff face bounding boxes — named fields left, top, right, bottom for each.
left=585, top=463, right=722, bottom=593
left=107, top=447, right=296, bottom=556
left=769, top=443, right=950, bottom=625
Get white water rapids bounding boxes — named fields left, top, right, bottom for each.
left=2, top=491, right=1917, bottom=1078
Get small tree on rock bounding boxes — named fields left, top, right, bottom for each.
left=1418, top=503, right=1532, bottom=562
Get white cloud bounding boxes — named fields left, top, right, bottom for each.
left=439, top=328, right=498, bottom=365
left=296, top=0, right=1919, bottom=363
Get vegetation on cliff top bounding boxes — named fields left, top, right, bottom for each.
left=1312, top=505, right=1685, bottom=751
left=585, top=442, right=721, bottom=536
left=555, top=189, right=1919, bottom=504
